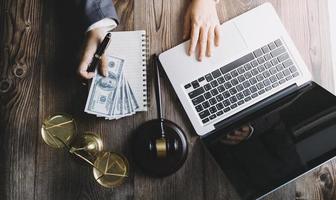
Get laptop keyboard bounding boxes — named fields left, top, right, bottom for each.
left=184, top=39, right=299, bottom=124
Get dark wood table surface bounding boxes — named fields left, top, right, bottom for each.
left=1, top=0, right=335, bottom=199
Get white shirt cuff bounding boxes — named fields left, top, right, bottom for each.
left=86, top=18, right=117, bottom=33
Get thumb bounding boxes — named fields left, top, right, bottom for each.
left=78, top=37, right=98, bottom=79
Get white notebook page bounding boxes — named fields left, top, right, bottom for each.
left=106, top=30, right=147, bottom=111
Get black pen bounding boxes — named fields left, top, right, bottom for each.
left=87, top=32, right=111, bottom=72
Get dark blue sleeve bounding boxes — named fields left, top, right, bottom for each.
left=76, top=0, right=119, bottom=30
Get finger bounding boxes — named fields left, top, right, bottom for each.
left=206, top=26, right=215, bottom=57
left=198, top=26, right=209, bottom=61
left=78, top=38, right=98, bottom=79
left=188, top=23, right=200, bottom=56
left=99, top=54, right=108, bottom=77
left=214, top=25, right=221, bottom=47
left=183, top=11, right=191, bottom=39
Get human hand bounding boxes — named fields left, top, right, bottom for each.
left=183, top=0, right=221, bottom=61
left=78, top=28, right=109, bottom=80
left=221, top=125, right=253, bottom=145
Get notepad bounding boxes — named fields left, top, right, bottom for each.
left=105, top=30, right=148, bottom=111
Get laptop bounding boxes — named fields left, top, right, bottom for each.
left=159, top=3, right=336, bottom=200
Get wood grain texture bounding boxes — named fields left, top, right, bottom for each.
left=0, top=0, right=335, bottom=200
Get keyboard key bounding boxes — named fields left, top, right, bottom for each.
left=212, top=69, right=222, bottom=78
left=231, top=78, right=239, bottom=86
left=199, top=110, right=210, bottom=119
left=238, top=75, right=245, bottom=82
left=209, top=97, right=217, bottom=105
left=230, top=103, right=238, bottom=109
left=218, top=77, right=225, bottom=84
left=249, top=77, right=257, bottom=85
left=237, top=100, right=244, bottom=105
left=205, top=74, right=213, bottom=82
left=251, top=69, right=259, bottom=76
left=237, top=92, right=244, bottom=100
left=257, top=57, right=265, bottom=64
left=211, top=80, right=219, bottom=87
left=265, top=86, right=272, bottom=91
left=283, top=59, right=293, bottom=68
left=258, top=65, right=266, bottom=72
left=189, top=87, right=205, bottom=99
left=223, top=91, right=230, bottom=98
left=211, top=88, right=219, bottom=96
left=202, top=118, right=209, bottom=123
left=243, top=81, right=251, bottom=88
left=218, top=85, right=225, bottom=92
left=276, top=64, right=284, bottom=71
left=264, top=61, right=272, bottom=69
left=202, top=101, right=210, bottom=108
left=237, top=67, right=245, bottom=74
left=256, top=74, right=264, bottom=81
left=263, top=71, right=271, bottom=78
left=271, top=58, right=279, bottom=66
left=192, top=80, right=200, bottom=88
left=275, top=39, right=283, bottom=47
left=289, top=66, right=297, bottom=73
left=192, top=95, right=205, bottom=105
left=244, top=63, right=252, bottom=71
left=245, top=96, right=252, bottom=102
left=231, top=70, right=239, bottom=77
left=271, top=46, right=286, bottom=57
left=236, top=84, right=244, bottom=92
left=293, top=72, right=299, bottom=77
left=204, top=92, right=211, bottom=99
left=195, top=105, right=203, bottom=112
left=223, top=100, right=230, bottom=107
left=224, top=74, right=232, bottom=81
left=244, top=71, right=252, bottom=79
left=198, top=77, right=205, bottom=82
left=224, top=107, right=231, bottom=112
left=224, top=82, right=232, bottom=89
left=283, top=69, right=291, bottom=76
left=286, top=75, right=293, bottom=81
left=209, top=114, right=217, bottom=120
left=279, top=79, right=286, bottom=85
left=270, top=75, right=277, bottom=83
left=270, top=67, right=277, bottom=75
left=209, top=106, right=217, bottom=114
left=243, top=89, right=251, bottom=96
left=216, top=94, right=224, bottom=102
left=229, top=87, right=237, bottom=95
left=258, top=89, right=266, bottom=95
left=264, top=53, right=272, bottom=61
left=251, top=60, right=258, bottom=67
left=276, top=72, right=284, bottom=80
left=278, top=53, right=289, bottom=62
left=256, top=82, right=264, bottom=90
left=263, top=79, right=271, bottom=86
left=216, top=110, right=224, bottom=116
left=251, top=93, right=258, bottom=98
left=250, top=86, right=258, bottom=93
left=229, top=96, right=238, bottom=103
left=262, top=45, right=270, bottom=53
left=204, top=83, right=212, bottom=91
left=253, top=49, right=263, bottom=57
left=216, top=102, right=224, bottom=110
left=268, top=42, right=277, bottom=50
left=272, top=82, right=279, bottom=88
left=184, top=83, right=191, bottom=89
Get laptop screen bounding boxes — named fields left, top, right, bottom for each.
left=203, top=82, right=336, bottom=200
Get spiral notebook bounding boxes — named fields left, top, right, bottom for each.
left=105, top=30, right=148, bottom=111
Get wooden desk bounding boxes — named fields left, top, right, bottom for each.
left=0, top=0, right=335, bottom=199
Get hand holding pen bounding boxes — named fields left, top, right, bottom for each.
left=78, top=29, right=111, bottom=80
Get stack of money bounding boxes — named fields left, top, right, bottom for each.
left=85, top=56, right=140, bottom=119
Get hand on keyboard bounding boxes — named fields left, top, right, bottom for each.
left=183, top=0, right=221, bottom=61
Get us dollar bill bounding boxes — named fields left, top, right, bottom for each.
left=84, top=56, right=124, bottom=117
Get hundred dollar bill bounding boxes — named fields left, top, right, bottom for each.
left=127, top=82, right=140, bottom=111
left=84, top=56, right=124, bottom=117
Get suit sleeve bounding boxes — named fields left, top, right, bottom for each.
left=75, top=0, right=119, bottom=30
